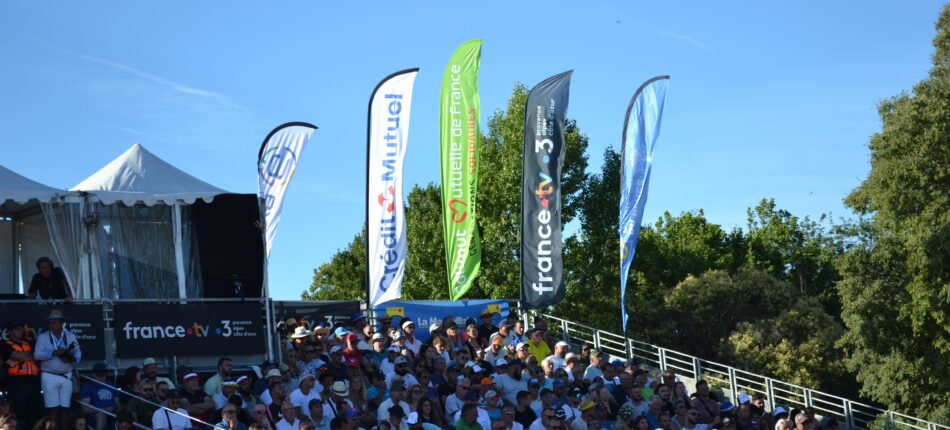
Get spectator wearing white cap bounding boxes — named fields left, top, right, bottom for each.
left=142, top=357, right=176, bottom=389
left=291, top=374, right=321, bottom=419
left=400, top=320, right=423, bottom=355
left=546, top=342, right=570, bottom=370
left=368, top=333, right=388, bottom=366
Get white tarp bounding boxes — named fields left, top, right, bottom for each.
left=71, top=143, right=227, bottom=205
left=0, top=165, right=61, bottom=294
left=0, top=165, right=61, bottom=207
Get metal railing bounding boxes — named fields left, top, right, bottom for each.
left=75, top=398, right=152, bottom=430
left=78, top=373, right=218, bottom=430
left=528, top=311, right=949, bottom=430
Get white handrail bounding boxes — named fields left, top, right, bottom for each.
left=529, top=310, right=949, bottom=430
left=78, top=374, right=218, bottom=430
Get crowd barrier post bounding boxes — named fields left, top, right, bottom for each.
left=727, top=367, right=739, bottom=404
left=264, top=297, right=274, bottom=361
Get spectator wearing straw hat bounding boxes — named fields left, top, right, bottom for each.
left=322, top=382, right=353, bottom=421
left=34, top=309, right=81, bottom=430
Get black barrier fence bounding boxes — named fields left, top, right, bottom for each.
left=0, top=299, right=365, bottom=368
left=0, top=302, right=107, bottom=360
left=113, top=301, right=266, bottom=358
left=0, top=299, right=521, bottom=368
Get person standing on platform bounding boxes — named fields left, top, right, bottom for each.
left=1, top=320, right=42, bottom=429
left=34, top=309, right=81, bottom=430
left=27, top=257, right=73, bottom=302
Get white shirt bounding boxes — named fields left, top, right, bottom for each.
left=583, top=365, right=603, bottom=382
left=386, top=373, right=419, bottom=389
left=290, top=388, right=321, bottom=418
left=276, top=418, right=300, bottom=430
left=546, top=355, right=566, bottom=370
left=377, top=398, right=410, bottom=422
left=380, top=359, right=396, bottom=376
left=503, top=422, right=525, bottom=430
left=453, top=407, right=491, bottom=430
left=404, top=338, right=423, bottom=355
left=622, top=400, right=649, bottom=420
left=571, top=417, right=588, bottom=430
left=445, top=394, right=465, bottom=416
left=322, top=398, right=354, bottom=420
left=495, top=373, right=528, bottom=405
left=261, top=389, right=276, bottom=406
left=529, top=418, right=546, bottom=430
left=151, top=407, right=192, bottom=430
left=484, top=346, right=506, bottom=363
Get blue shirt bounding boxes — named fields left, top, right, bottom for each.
left=79, top=379, right=119, bottom=410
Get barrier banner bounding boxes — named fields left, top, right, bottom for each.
left=0, top=303, right=106, bottom=360
left=376, top=299, right=509, bottom=343
left=520, top=71, right=572, bottom=309
left=440, top=39, right=482, bottom=300
left=273, top=300, right=361, bottom=331
left=620, top=76, right=669, bottom=332
left=367, top=68, right=419, bottom=308
left=114, top=302, right=264, bottom=357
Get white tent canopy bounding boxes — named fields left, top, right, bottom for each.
left=72, top=143, right=227, bottom=205
left=60, top=143, right=234, bottom=299
left=0, top=164, right=62, bottom=207
left=0, top=165, right=62, bottom=295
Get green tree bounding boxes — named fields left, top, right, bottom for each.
left=305, top=83, right=589, bottom=301
left=837, top=4, right=950, bottom=422
left=722, top=297, right=845, bottom=390
left=745, top=198, right=844, bottom=317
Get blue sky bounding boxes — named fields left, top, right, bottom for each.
left=1, top=1, right=944, bottom=299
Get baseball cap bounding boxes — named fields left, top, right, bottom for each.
left=143, top=357, right=157, bottom=367
left=401, top=319, right=415, bottom=329
left=485, top=390, right=499, bottom=399
left=480, top=376, right=494, bottom=385
left=495, top=358, right=508, bottom=367
left=223, top=379, right=239, bottom=387
left=795, top=413, right=810, bottom=424
left=528, top=378, right=540, bottom=387
left=344, top=407, right=361, bottom=419
left=389, top=345, right=401, bottom=353
left=472, top=365, right=484, bottom=373
left=720, top=401, right=736, bottom=412
left=182, top=373, right=199, bottom=382
left=351, top=312, right=367, bottom=323
left=553, top=379, right=566, bottom=388
left=555, top=341, right=569, bottom=348
left=737, top=393, right=751, bottom=404
left=372, top=333, right=386, bottom=342
left=772, top=406, right=789, bottom=417
left=580, top=399, right=595, bottom=411
left=391, top=375, right=406, bottom=389
left=266, top=369, right=282, bottom=379
left=333, top=327, right=350, bottom=338
left=516, top=342, right=529, bottom=350
left=330, top=345, right=344, bottom=354
left=394, top=356, right=407, bottom=365
left=429, top=322, right=441, bottom=333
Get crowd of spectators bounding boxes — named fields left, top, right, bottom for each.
left=1, top=309, right=842, bottom=430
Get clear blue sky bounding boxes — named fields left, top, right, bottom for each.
left=1, top=2, right=944, bottom=300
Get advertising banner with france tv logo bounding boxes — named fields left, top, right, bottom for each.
left=113, top=302, right=265, bottom=358
left=0, top=303, right=106, bottom=360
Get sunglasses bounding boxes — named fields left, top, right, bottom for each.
left=544, top=415, right=555, bottom=419
left=223, top=410, right=237, bottom=415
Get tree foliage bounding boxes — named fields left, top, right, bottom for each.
left=837, top=4, right=950, bottom=422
